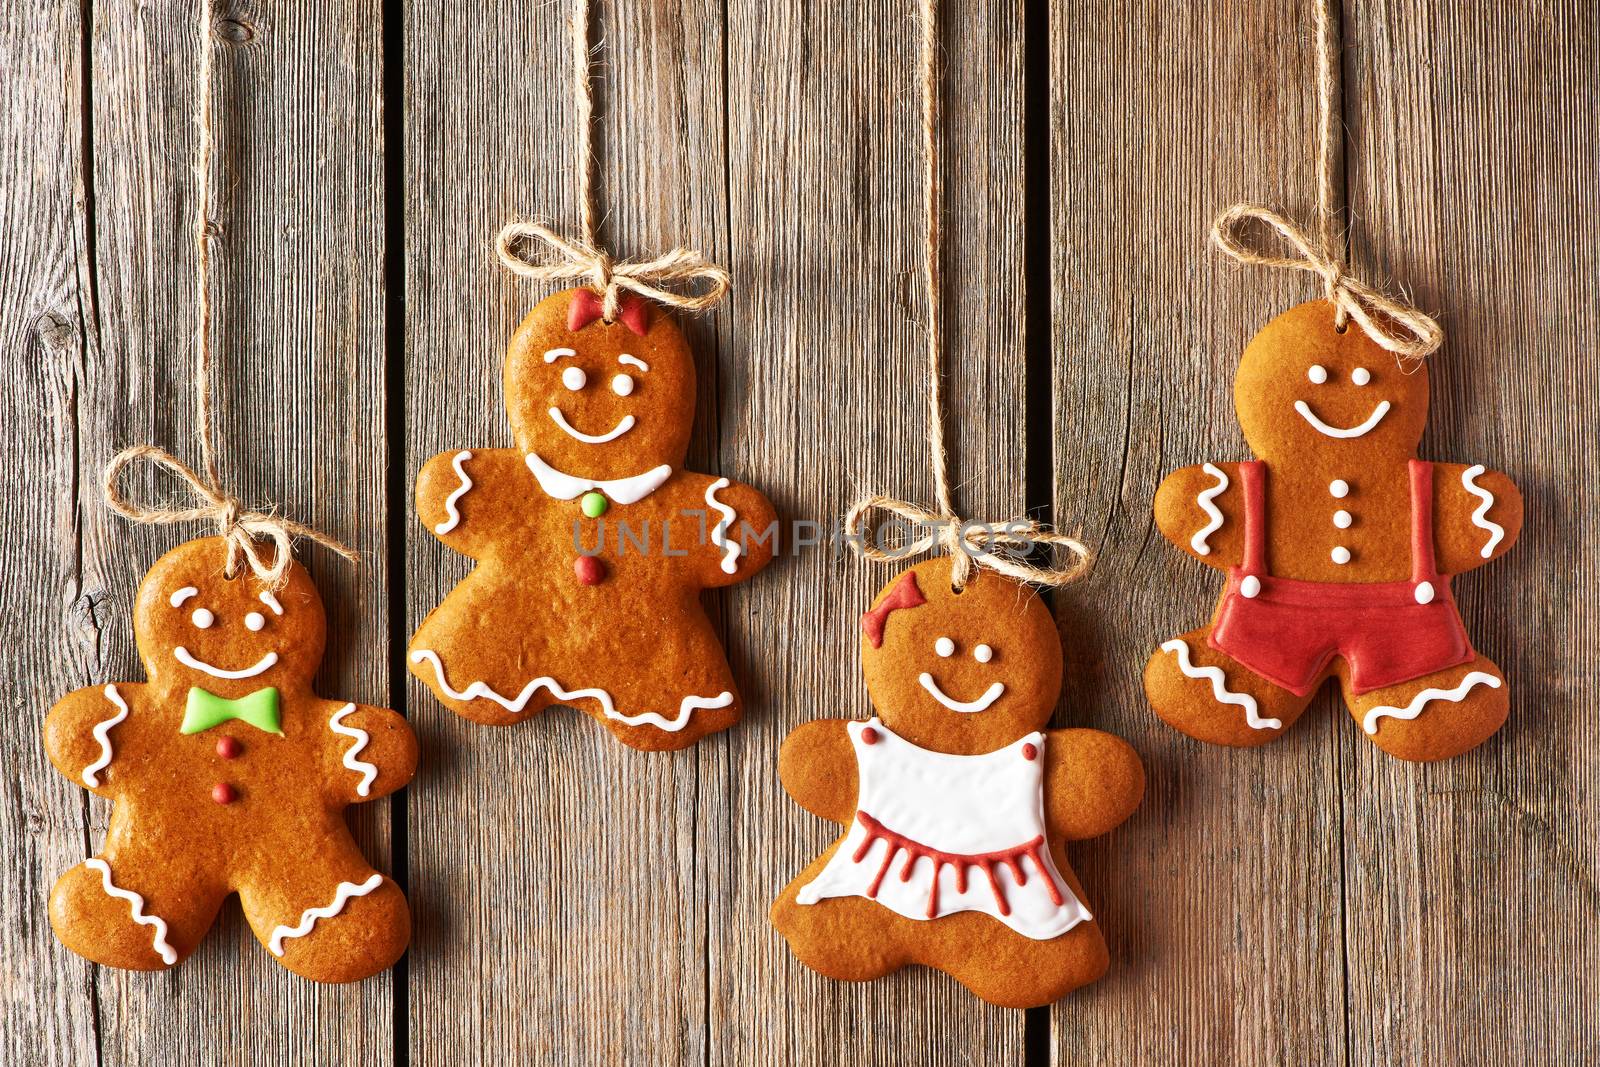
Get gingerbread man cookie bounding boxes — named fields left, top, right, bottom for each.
left=771, top=558, right=1145, bottom=1008
left=1145, top=301, right=1523, bottom=761
left=44, top=537, right=416, bottom=981
left=410, top=288, right=776, bottom=751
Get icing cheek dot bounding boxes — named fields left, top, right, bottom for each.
left=191, top=608, right=215, bottom=629
left=1352, top=367, right=1371, bottom=386
left=1307, top=364, right=1328, bottom=384
left=973, top=644, right=993, bottom=663
left=561, top=366, right=587, bottom=391
left=612, top=374, right=634, bottom=396
left=934, top=637, right=955, bottom=658
left=245, top=611, right=266, bottom=632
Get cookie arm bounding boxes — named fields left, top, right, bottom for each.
left=1153, top=462, right=1245, bottom=570
left=415, top=448, right=531, bottom=560
left=686, top=474, right=779, bottom=588
left=778, top=720, right=857, bottom=825
left=324, top=703, right=419, bottom=804
left=1043, top=728, right=1145, bottom=841
left=1432, top=462, right=1523, bottom=574
left=43, top=684, right=138, bottom=798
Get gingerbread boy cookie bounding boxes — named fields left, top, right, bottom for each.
left=1145, top=301, right=1523, bottom=761
left=410, top=288, right=776, bottom=751
left=771, top=558, right=1145, bottom=1008
left=44, top=537, right=416, bottom=981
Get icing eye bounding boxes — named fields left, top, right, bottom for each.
left=1307, top=364, right=1329, bottom=384
left=245, top=611, right=266, bottom=632
left=1352, top=367, right=1371, bottom=385
left=561, top=366, right=587, bottom=391
left=934, top=637, right=955, bottom=657
left=612, top=373, right=635, bottom=396
left=974, top=644, right=993, bottom=663
left=191, top=608, right=215, bottom=629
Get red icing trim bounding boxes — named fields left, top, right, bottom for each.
left=859, top=571, right=927, bottom=648
left=850, top=810, right=1065, bottom=919
left=567, top=289, right=651, bottom=336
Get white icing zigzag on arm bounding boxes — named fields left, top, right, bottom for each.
left=1190, top=463, right=1229, bottom=555
left=1461, top=464, right=1505, bottom=559
left=705, top=477, right=741, bottom=575
left=1362, top=671, right=1501, bottom=736
left=434, top=450, right=474, bottom=535
left=85, top=858, right=177, bottom=965
left=82, top=684, right=130, bottom=787
left=268, top=873, right=384, bottom=956
left=1160, top=639, right=1281, bottom=730
left=409, top=649, right=730, bottom=733
left=328, top=703, right=378, bottom=797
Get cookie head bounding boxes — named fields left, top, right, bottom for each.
left=504, top=288, right=697, bottom=481
left=1234, top=300, right=1429, bottom=462
left=132, top=537, right=326, bottom=695
left=859, top=558, right=1062, bottom=754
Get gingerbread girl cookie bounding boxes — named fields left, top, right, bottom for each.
left=1145, top=301, right=1523, bottom=761
left=771, top=558, right=1144, bottom=1008
left=44, top=537, right=416, bottom=981
left=410, top=288, right=776, bottom=751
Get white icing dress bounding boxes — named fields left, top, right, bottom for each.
left=796, top=718, right=1091, bottom=941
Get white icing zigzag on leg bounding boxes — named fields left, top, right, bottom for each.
left=268, top=873, right=384, bottom=956
left=85, top=858, right=177, bottom=965
left=1160, top=638, right=1282, bottom=730
left=1190, top=463, right=1229, bottom=555
left=328, top=703, right=378, bottom=797
left=705, top=477, right=741, bottom=574
left=1361, top=671, right=1501, bottom=736
left=410, top=649, right=731, bottom=733
left=82, top=684, right=130, bottom=787
left=434, top=450, right=473, bottom=535
left=1461, top=464, right=1505, bottom=559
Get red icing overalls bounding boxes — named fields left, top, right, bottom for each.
left=1208, top=459, right=1475, bottom=696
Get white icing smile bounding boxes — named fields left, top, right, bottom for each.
left=173, top=646, right=279, bottom=679
left=917, top=673, right=1005, bottom=714
left=1294, top=399, right=1392, bottom=439
left=548, top=406, right=636, bottom=444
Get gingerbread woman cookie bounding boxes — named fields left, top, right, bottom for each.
left=44, top=537, right=416, bottom=981
left=410, top=288, right=776, bottom=751
left=1145, top=301, right=1523, bottom=761
left=771, top=558, right=1144, bottom=1008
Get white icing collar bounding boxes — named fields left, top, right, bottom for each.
left=525, top=453, right=673, bottom=505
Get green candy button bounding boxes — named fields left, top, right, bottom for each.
left=580, top=492, right=608, bottom=518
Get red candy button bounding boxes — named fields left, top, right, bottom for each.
left=216, top=736, right=242, bottom=759
left=862, top=727, right=879, bottom=745
left=574, top=556, right=606, bottom=586
left=1022, top=742, right=1038, bottom=761
left=211, top=782, right=237, bottom=805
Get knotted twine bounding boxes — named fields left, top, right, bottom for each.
left=101, top=0, right=357, bottom=588
left=1210, top=0, right=1442, bottom=363
left=844, top=0, right=1090, bottom=592
left=494, top=0, right=729, bottom=322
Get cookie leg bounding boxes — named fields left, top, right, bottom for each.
left=771, top=882, right=903, bottom=984
left=1345, top=655, right=1508, bottom=762
left=238, top=844, right=409, bottom=983
left=933, top=919, right=1109, bottom=1009
left=1143, top=626, right=1313, bottom=747
left=50, top=852, right=224, bottom=971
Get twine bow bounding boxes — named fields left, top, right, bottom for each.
left=103, top=445, right=357, bottom=589
left=1211, top=203, right=1442, bottom=362
left=1210, top=0, right=1442, bottom=364
left=495, top=221, right=729, bottom=323
left=844, top=0, right=1091, bottom=592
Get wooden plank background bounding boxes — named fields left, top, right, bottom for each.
left=2, top=0, right=1594, bottom=1063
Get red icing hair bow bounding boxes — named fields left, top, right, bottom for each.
left=568, top=289, right=651, bottom=336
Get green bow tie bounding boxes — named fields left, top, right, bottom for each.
left=182, top=687, right=282, bottom=736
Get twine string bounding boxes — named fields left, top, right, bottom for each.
left=494, top=0, right=729, bottom=320
left=844, top=0, right=1090, bottom=590
left=1210, top=0, right=1442, bottom=362
left=100, top=0, right=357, bottom=588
